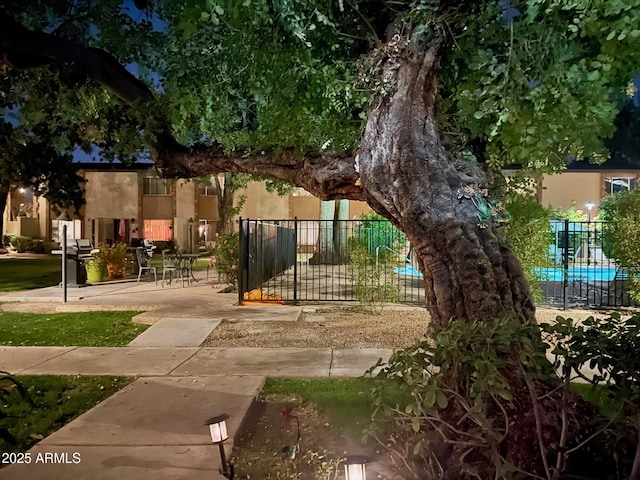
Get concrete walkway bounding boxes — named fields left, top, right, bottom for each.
left=0, top=271, right=391, bottom=479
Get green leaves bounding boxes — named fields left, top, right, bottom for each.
left=367, top=317, right=552, bottom=477
left=542, top=313, right=640, bottom=414
left=444, top=0, right=639, bottom=172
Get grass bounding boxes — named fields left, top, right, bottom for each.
left=261, top=378, right=375, bottom=437
left=0, top=257, right=61, bottom=292
left=0, top=309, right=147, bottom=346
left=0, top=375, right=133, bottom=453
left=572, top=382, right=624, bottom=418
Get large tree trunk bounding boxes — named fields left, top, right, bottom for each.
left=309, top=199, right=349, bottom=264
left=358, top=41, right=535, bottom=327
left=214, top=173, right=248, bottom=234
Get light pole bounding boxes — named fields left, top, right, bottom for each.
left=585, top=202, right=595, bottom=267
left=585, top=201, right=594, bottom=222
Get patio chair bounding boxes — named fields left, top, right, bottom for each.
left=161, top=250, right=184, bottom=287
left=135, top=247, right=157, bottom=285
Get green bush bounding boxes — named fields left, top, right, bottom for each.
left=354, top=211, right=406, bottom=261
left=3, top=236, right=47, bottom=253
left=367, top=316, right=637, bottom=479
left=9, top=236, right=30, bottom=253
left=348, top=237, right=399, bottom=313
left=367, top=318, right=554, bottom=478
left=542, top=314, right=640, bottom=477
left=599, top=190, right=640, bottom=302
left=26, top=238, right=46, bottom=253
left=502, top=194, right=554, bottom=300
left=209, top=232, right=239, bottom=286
left=99, top=242, right=133, bottom=277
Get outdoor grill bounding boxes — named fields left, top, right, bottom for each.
left=52, top=239, right=95, bottom=287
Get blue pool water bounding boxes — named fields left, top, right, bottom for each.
left=532, top=267, right=618, bottom=282
left=396, top=266, right=423, bottom=278
left=396, top=265, right=620, bottom=282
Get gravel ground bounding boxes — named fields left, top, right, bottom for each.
left=203, top=306, right=607, bottom=349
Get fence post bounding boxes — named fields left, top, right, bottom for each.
left=293, top=217, right=298, bottom=302
left=563, top=218, right=569, bottom=310
left=238, top=217, right=244, bottom=305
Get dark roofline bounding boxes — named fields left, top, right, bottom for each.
left=565, top=154, right=640, bottom=171
left=74, top=161, right=155, bottom=172
left=504, top=153, right=640, bottom=173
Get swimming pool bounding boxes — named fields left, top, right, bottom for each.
left=396, top=266, right=621, bottom=282
left=396, top=266, right=423, bottom=277
left=532, top=267, right=619, bottom=282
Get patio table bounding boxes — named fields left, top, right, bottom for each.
left=178, top=253, right=200, bottom=285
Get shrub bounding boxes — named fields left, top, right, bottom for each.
left=542, top=314, right=640, bottom=477
left=354, top=211, right=406, bottom=260
left=209, top=232, right=239, bottom=286
left=348, top=236, right=399, bottom=313
left=502, top=194, right=554, bottom=300
left=8, top=236, right=30, bottom=253
left=599, top=190, right=640, bottom=302
left=366, top=315, right=636, bottom=479
left=26, top=238, right=46, bottom=253
left=367, top=318, right=555, bottom=478
left=99, top=242, right=133, bottom=277
left=0, top=372, right=32, bottom=446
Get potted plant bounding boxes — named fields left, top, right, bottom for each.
left=100, top=242, right=133, bottom=279
left=85, top=258, right=106, bottom=283
left=85, top=247, right=108, bottom=283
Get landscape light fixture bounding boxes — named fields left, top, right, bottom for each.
left=344, top=455, right=369, bottom=480
left=205, top=414, right=233, bottom=479
left=585, top=201, right=595, bottom=222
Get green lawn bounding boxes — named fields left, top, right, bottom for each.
left=0, top=257, right=61, bottom=292
left=1, top=375, right=133, bottom=453
left=0, top=310, right=147, bottom=346
left=262, top=378, right=376, bottom=437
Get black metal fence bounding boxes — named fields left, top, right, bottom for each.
left=238, top=218, right=424, bottom=304
left=238, top=218, right=636, bottom=308
left=536, top=219, right=634, bottom=308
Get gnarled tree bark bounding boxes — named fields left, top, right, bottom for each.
left=358, top=41, right=535, bottom=327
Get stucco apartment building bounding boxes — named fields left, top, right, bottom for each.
left=2, top=163, right=371, bottom=250
left=3, top=157, right=639, bottom=248
left=537, top=158, right=640, bottom=218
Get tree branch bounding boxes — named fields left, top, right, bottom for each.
left=0, top=14, right=364, bottom=201
left=153, top=142, right=363, bottom=201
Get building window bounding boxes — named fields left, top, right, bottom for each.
left=143, top=177, right=172, bottom=195
left=198, top=220, right=217, bottom=243
left=197, top=184, right=218, bottom=196
left=604, top=177, right=637, bottom=195
left=143, top=220, right=173, bottom=241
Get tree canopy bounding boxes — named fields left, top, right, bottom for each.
left=2, top=0, right=639, bottom=191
